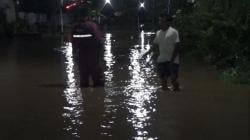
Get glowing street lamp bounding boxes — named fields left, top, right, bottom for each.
left=137, top=1, right=146, bottom=30
left=139, top=2, right=145, bottom=9
left=105, top=0, right=111, bottom=5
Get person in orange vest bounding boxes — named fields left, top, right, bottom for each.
left=71, top=5, right=105, bottom=88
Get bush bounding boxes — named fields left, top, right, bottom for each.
left=176, top=0, right=250, bottom=84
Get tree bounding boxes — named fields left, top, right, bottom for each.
left=18, top=0, right=59, bottom=15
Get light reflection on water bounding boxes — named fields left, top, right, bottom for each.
left=61, top=42, right=83, bottom=139
left=125, top=30, right=159, bottom=140
left=60, top=30, right=159, bottom=139
left=101, top=33, right=117, bottom=137
left=104, top=33, right=115, bottom=84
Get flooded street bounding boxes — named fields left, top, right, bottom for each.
left=0, top=28, right=249, bottom=140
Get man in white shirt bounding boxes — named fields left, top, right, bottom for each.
left=143, top=11, right=181, bottom=91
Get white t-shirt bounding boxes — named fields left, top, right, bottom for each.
left=153, top=26, right=180, bottom=64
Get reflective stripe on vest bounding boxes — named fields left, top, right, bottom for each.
left=73, top=34, right=93, bottom=38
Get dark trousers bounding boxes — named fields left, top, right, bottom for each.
left=157, top=61, right=180, bottom=89
left=78, top=60, right=104, bottom=87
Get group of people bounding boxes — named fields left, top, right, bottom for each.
left=71, top=7, right=181, bottom=91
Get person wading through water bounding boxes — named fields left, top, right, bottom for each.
left=71, top=4, right=105, bottom=88
left=143, top=10, right=181, bottom=91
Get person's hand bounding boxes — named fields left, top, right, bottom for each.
left=141, top=51, right=149, bottom=59
left=141, top=53, right=147, bottom=59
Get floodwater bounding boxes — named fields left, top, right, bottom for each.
left=0, top=28, right=249, bottom=140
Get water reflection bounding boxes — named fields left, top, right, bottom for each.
left=60, top=30, right=159, bottom=139
left=100, top=33, right=117, bottom=137
left=104, top=33, right=115, bottom=84
left=61, top=42, right=83, bottom=139
left=125, top=30, right=159, bottom=140
left=141, top=30, right=145, bottom=47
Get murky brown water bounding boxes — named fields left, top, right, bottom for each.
left=0, top=29, right=249, bottom=140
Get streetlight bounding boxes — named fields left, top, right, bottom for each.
left=105, top=0, right=111, bottom=5
left=139, top=2, right=145, bottom=9
left=137, top=1, right=146, bottom=31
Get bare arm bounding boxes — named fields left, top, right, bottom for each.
left=170, top=30, right=181, bottom=63
left=143, top=44, right=159, bottom=57
left=170, top=42, right=181, bottom=63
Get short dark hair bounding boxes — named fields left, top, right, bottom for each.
left=75, top=5, right=89, bottom=18
left=159, top=10, right=173, bottom=22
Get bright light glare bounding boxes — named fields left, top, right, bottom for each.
left=105, top=0, right=111, bottom=4
left=61, top=42, right=83, bottom=138
left=125, top=30, right=158, bottom=140
left=139, top=2, right=145, bottom=8
left=66, top=3, right=77, bottom=10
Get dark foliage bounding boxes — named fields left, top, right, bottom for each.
left=176, top=0, right=250, bottom=83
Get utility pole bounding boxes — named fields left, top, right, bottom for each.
left=167, top=0, right=171, bottom=14
left=153, top=0, right=155, bottom=28
left=60, top=0, right=64, bottom=34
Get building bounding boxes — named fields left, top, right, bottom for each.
left=0, top=0, right=16, bottom=24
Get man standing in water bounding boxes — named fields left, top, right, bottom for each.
left=143, top=11, right=181, bottom=91
left=71, top=5, right=104, bottom=88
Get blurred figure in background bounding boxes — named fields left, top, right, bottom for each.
left=100, top=3, right=114, bottom=30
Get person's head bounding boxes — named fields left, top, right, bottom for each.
left=74, top=5, right=89, bottom=22
left=159, top=10, right=173, bottom=30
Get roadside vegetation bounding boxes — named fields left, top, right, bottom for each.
left=175, top=0, right=250, bottom=84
